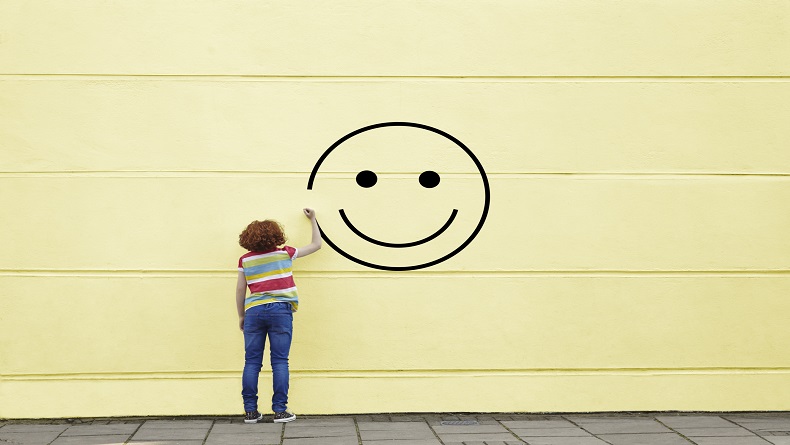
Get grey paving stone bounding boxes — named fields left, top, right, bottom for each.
left=727, top=417, right=790, bottom=424
left=432, top=424, right=508, bottom=434
left=598, top=433, right=694, bottom=445
left=502, top=419, right=578, bottom=429
left=130, top=441, right=204, bottom=445
left=361, top=429, right=436, bottom=440
left=675, top=427, right=756, bottom=436
left=447, top=442, right=487, bottom=445
left=458, top=415, right=480, bottom=422
left=516, top=438, right=610, bottom=445
left=436, top=432, right=517, bottom=442
left=370, top=415, right=390, bottom=422
left=389, top=416, right=425, bottom=422
left=582, top=421, right=672, bottom=434
left=656, top=415, right=734, bottom=428
left=358, top=421, right=429, bottom=431
left=744, top=425, right=790, bottom=432
left=765, top=438, right=790, bottom=445
left=284, top=425, right=358, bottom=437
left=726, top=417, right=790, bottom=423
left=422, top=415, right=445, bottom=426
left=510, top=427, right=592, bottom=437
left=475, top=416, right=497, bottom=423
left=0, top=424, right=69, bottom=433
left=756, top=427, right=790, bottom=434
left=141, top=419, right=214, bottom=429
left=0, top=431, right=63, bottom=445
left=727, top=414, right=790, bottom=421
left=690, top=437, right=773, bottom=445
left=205, top=432, right=282, bottom=444
left=292, top=417, right=355, bottom=426
left=739, top=426, right=790, bottom=434
left=60, top=423, right=141, bottom=436
left=566, top=415, right=655, bottom=423
left=51, top=435, right=130, bottom=445
left=132, top=427, right=209, bottom=440
left=491, top=415, right=515, bottom=421
left=210, top=423, right=283, bottom=434
left=282, top=436, right=358, bottom=445
left=363, top=440, right=441, bottom=445
left=500, top=414, right=559, bottom=421
left=728, top=420, right=790, bottom=433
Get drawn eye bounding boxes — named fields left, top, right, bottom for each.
left=419, top=171, right=440, bottom=188
left=356, top=170, right=377, bottom=188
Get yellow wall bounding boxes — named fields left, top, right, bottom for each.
left=2, top=1, right=790, bottom=418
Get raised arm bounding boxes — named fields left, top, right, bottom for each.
left=296, top=208, right=322, bottom=258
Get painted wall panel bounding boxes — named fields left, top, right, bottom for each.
left=3, top=275, right=790, bottom=377
left=1, top=1, right=788, bottom=76
left=6, top=371, right=790, bottom=419
left=3, top=79, right=790, bottom=174
left=1, top=177, right=788, bottom=271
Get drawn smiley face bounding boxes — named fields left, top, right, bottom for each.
left=307, top=122, right=490, bottom=271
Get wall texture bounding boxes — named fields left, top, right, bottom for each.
left=2, top=0, right=790, bottom=418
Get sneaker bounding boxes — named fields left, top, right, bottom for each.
left=273, top=411, right=296, bottom=423
left=244, top=410, right=263, bottom=424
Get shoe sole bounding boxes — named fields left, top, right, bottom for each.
left=244, top=416, right=263, bottom=424
left=274, top=415, right=296, bottom=423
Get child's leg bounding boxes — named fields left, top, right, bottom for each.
left=241, top=307, right=267, bottom=412
left=266, top=303, right=293, bottom=413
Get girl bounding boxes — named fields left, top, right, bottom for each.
left=236, top=208, right=321, bottom=423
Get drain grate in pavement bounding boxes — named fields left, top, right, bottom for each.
left=440, top=420, right=480, bottom=426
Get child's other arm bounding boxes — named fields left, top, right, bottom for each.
left=296, top=208, right=322, bottom=258
left=236, top=271, right=247, bottom=331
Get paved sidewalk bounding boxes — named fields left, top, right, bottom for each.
left=2, top=413, right=790, bottom=445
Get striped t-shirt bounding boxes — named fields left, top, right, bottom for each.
left=238, top=246, right=299, bottom=312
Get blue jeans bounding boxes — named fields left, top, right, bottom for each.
left=241, top=302, right=293, bottom=413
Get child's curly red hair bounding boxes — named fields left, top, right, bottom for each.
left=239, top=220, right=286, bottom=252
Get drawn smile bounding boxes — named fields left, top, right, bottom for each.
left=339, top=209, right=458, bottom=248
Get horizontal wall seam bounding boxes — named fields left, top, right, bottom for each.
left=2, top=172, right=790, bottom=179
left=2, top=270, right=790, bottom=278
left=2, top=74, right=790, bottom=82
left=6, top=368, right=790, bottom=381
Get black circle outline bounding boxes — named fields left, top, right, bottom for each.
left=307, top=121, right=490, bottom=271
